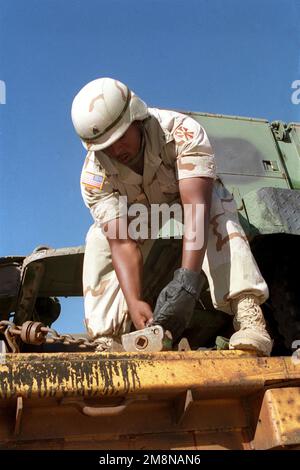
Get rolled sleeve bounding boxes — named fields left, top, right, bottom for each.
left=176, top=154, right=216, bottom=180
left=89, top=191, right=127, bottom=227
left=173, top=117, right=217, bottom=180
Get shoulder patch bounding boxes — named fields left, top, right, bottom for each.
left=81, top=171, right=105, bottom=190
left=173, top=125, right=195, bottom=144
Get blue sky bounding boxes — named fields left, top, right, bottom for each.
left=1, top=0, right=300, bottom=333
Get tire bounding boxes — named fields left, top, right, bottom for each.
left=252, top=234, right=300, bottom=354
left=266, top=256, right=300, bottom=351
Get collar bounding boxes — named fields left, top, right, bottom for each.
left=94, top=112, right=170, bottom=186
left=142, top=114, right=167, bottom=185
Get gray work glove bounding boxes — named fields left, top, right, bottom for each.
left=153, top=268, right=205, bottom=342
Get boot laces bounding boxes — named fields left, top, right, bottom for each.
left=232, top=295, right=266, bottom=331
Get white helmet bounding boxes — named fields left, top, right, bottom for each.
left=71, top=77, right=149, bottom=151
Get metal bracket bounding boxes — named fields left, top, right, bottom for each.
left=14, top=262, right=45, bottom=325
left=14, top=396, right=23, bottom=436
left=61, top=395, right=148, bottom=417
left=0, top=340, right=7, bottom=363
left=121, top=325, right=172, bottom=352
left=271, top=121, right=287, bottom=141
left=173, top=389, right=194, bottom=424
left=4, top=326, right=20, bottom=353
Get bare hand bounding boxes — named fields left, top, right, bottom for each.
left=128, top=300, right=153, bottom=330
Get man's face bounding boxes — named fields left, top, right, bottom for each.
left=103, top=122, right=142, bottom=165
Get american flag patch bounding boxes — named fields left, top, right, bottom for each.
left=81, top=171, right=105, bottom=190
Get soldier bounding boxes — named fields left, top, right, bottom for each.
left=71, top=77, right=273, bottom=355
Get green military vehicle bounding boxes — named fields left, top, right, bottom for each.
left=0, top=111, right=299, bottom=450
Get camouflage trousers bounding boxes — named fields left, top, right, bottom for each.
left=83, top=180, right=269, bottom=338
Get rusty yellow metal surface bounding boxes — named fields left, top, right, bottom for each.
left=0, top=350, right=299, bottom=400
left=0, top=350, right=300, bottom=449
left=253, top=387, right=300, bottom=449
left=0, top=396, right=249, bottom=449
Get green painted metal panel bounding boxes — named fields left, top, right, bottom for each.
left=187, top=111, right=290, bottom=198
left=180, top=111, right=294, bottom=235
left=276, top=123, right=300, bottom=190
left=243, top=187, right=300, bottom=236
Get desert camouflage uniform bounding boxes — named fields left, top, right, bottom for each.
left=80, top=108, right=268, bottom=339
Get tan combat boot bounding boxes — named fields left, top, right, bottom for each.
left=229, top=294, right=273, bottom=356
